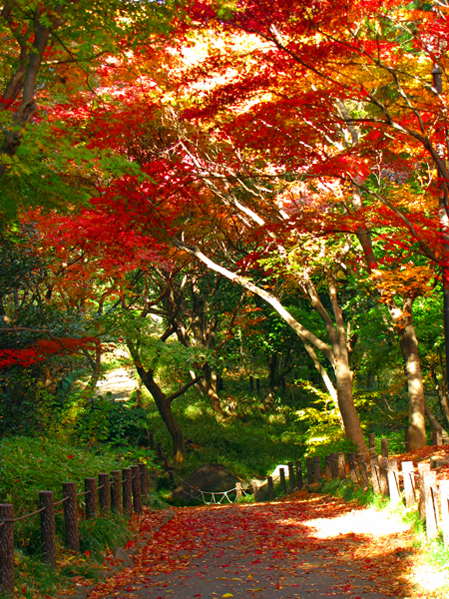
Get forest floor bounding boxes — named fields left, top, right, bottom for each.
left=77, top=491, right=447, bottom=599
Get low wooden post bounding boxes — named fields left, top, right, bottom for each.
left=423, top=471, right=438, bottom=539
left=236, top=482, right=243, bottom=501
left=39, top=491, right=56, bottom=567
left=404, top=428, right=410, bottom=453
left=370, top=455, right=381, bottom=494
left=139, top=463, right=149, bottom=502
left=122, top=468, right=133, bottom=517
left=386, top=459, right=401, bottom=506
left=267, top=477, right=274, bottom=501
left=288, top=462, right=295, bottom=493
left=280, top=468, right=287, bottom=494
left=99, top=473, right=111, bottom=513
left=401, top=461, right=415, bottom=507
left=131, top=465, right=142, bottom=515
left=111, top=470, right=122, bottom=513
left=418, top=462, right=430, bottom=518
left=306, top=458, right=314, bottom=485
left=337, top=453, right=346, bottom=480
left=330, top=453, right=338, bottom=479
left=348, top=453, right=358, bottom=483
left=313, top=456, right=321, bottom=482
left=381, top=438, right=389, bottom=458
left=440, top=480, right=449, bottom=546
left=357, top=455, right=369, bottom=487
left=62, top=482, right=79, bottom=552
left=0, top=503, right=14, bottom=597
left=431, top=430, right=443, bottom=446
left=296, top=461, right=303, bottom=490
left=379, top=457, right=389, bottom=497
left=369, top=433, right=376, bottom=455
left=325, top=455, right=332, bottom=478
left=85, top=477, right=97, bottom=520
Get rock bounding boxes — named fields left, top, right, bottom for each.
left=252, top=479, right=270, bottom=502
left=113, top=547, right=134, bottom=568
left=173, top=463, right=246, bottom=502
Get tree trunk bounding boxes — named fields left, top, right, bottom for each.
left=334, top=357, right=367, bottom=454
left=195, top=364, right=223, bottom=414
left=137, top=367, right=186, bottom=463
left=396, top=309, right=426, bottom=450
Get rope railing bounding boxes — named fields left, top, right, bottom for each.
left=0, top=463, right=151, bottom=598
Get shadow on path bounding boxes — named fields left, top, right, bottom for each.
left=88, top=492, right=415, bottom=599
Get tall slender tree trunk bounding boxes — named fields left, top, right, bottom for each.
left=387, top=298, right=426, bottom=450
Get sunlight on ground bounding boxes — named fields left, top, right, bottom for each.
left=301, top=506, right=411, bottom=538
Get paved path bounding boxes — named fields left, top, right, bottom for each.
left=89, top=493, right=415, bottom=599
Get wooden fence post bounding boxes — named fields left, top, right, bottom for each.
left=404, top=428, right=410, bottom=453
left=131, top=465, right=142, bottom=515
left=369, top=455, right=381, bottom=494
left=296, top=461, right=303, bottom=490
left=99, top=473, right=110, bottom=513
left=0, top=504, right=14, bottom=597
left=386, top=459, right=401, bottom=506
left=236, top=482, right=243, bottom=501
left=379, top=457, right=389, bottom=497
left=122, top=468, right=133, bottom=517
left=337, top=453, right=346, bottom=480
left=381, top=438, right=389, bottom=458
left=288, top=462, right=295, bottom=493
left=111, top=470, right=122, bottom=513
left=330, top=453, right=338, bottom=479
left=268, top=477, right=274, bottom=501
left=62, top=482, right=79, bottom=552
left=440, top=480, right=449, bottom=546
left=357, top=455, right=369, bottom=487
left=431, top=430, right=443, bottom=446
left=139, top=463, right=149, bottom=502
left=423, top=471, right=438, bottom=539
left=280, top=468, right=287, bottom=494
left=401, top=461, right=416, bottom=507
left=348, top=453, right=358, bottom=483
left=369, top=433, right=376, bottom=455
left=39, top=491, right=56, bottom=567
left=418, top=462, right=430, bottom=518
left=325, top=455, right=332, bottom=478
left=306, top=458, right=314, bottom=485
left=314, top=456, right=321, bottom=482
left=85, top=477, right=97, bottom=520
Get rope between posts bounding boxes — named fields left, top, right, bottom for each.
left=175, top=472, right=268, bottom=505
left=0, top=506, right=47, bottom=524
left=54, top=496, right=70, bottom=507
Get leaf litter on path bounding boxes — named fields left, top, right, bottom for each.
left=86, top=491, right=447, bottom=599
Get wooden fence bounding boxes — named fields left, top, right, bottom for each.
left=0, top=462, right=150, bottom=597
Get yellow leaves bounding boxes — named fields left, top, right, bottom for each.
left=222, top=594, right=234, bottom=597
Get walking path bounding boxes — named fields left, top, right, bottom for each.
left=86, top=491, right=432, bottom=599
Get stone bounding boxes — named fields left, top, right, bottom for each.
left=172, top=463, right=247, bottom=502
left=113, top=547, right=134, bottom=568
